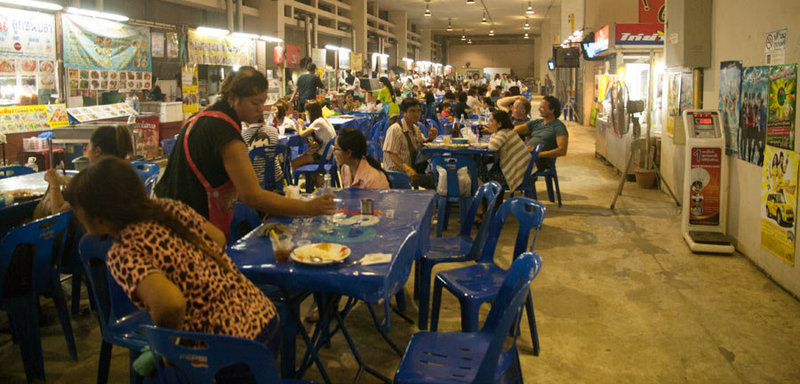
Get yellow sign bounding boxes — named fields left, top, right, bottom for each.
left=182, top=65, right=199, bottom=114
left=761, top=145, right=798, bottom=265
left=187, top=29, right=255, bottom=67
left=0, top=104, right=68, bottom=133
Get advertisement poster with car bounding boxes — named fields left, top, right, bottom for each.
left=761, top=145, right=798, bottom=265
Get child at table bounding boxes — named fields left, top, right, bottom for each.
left=440, top=103, right=454, bottom=121
left=64, top=156, right=281, bottom=357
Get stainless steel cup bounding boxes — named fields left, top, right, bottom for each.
left=361, top=198, right=374, bottom=215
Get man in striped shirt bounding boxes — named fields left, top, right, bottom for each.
left=382, top=98, right=438, bottom=188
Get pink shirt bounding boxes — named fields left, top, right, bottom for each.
left=341, top=158, right=390, bottom=189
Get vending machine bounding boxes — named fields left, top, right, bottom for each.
left=681, top=110, right=734, bottom=254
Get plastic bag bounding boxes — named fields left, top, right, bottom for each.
left=436, top=166, right=472, bottom=197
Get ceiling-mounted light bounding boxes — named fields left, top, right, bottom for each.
left=526, top=1, right=534, bottom=14
left=524, top=18, right=530, bottom=30
left=260, top=35, right=284, bottom=43
left=524, top=33, right=529, bottom=39
left=197, top=26, right=231, bottom=36
left=0, top=0, right=62, bottom=11
left=467, top=38, right=473, bottom=44
left=447, top=18, right=453, bottom=31
left=461, top=29, right=466, bottom=41
left=489, top=29, right=495, bottom=36
left=424, top=4, right=431, bottom=16
left=230, top=32, right=259, bottom=40
left=481, top=12, right=487, bottom=24
left=67, top=7, right=129, bottom=22
left=466, top=0, right=475, bottom=4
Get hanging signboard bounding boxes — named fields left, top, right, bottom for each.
left=638, top=0, right=665, bottom=25
left=614, top=24, right=664, bottom=46
left=62, top=14, right=151, bottom=71
left=285, top=45, right=301, bottom=68
left=181, top=65, right=199, bottom=114
left=338, top=51, right=351, bottom=70
left=0, top=7, right=56, bottom=59
left=761, top=145, right=798, bottom=265
left=351, top=52, right=363, bottom=73
left=0, top=104, right=68, bottom=134
left=594, top=25, right=610, bottom=53
left=186, top=28, right=255, bottom=67
left=311, top=48, right=326, bottom=68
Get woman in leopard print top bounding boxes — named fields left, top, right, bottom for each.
left=65, top=156, right=279, bottom=351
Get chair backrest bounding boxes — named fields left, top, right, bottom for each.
left=416, top=121, right=429, bottom=137
left=459, top=182, right=502, bottom=260
left=426, top=118, right=443, bottom=133
left=368, top=117, right=387, bottom=144
left=160, top=138, right=176, bottom=158
left=228, top=202, right=261, bottom=246
left=0, top=165, right=35, bottom=179
left=0, top=211, right=73, bottom=296
left=131, top=161, right=160, bottom=197
left=476, top=197, right=546, bottom=264
left=430, top=155, right=478, bottom=199
left=248, top=144, right=286, bottom=191
left=475, top=252, right=542, bottom=382
left=386, top=171, right=412, bottom=189
left=143, top=325, right=282, bottom=384
left=366, top=140, right=383, bottom=163
left=319, top=138, right=338, bottom=167
left=383, top=230, right=419, bottom=332
left=79, top=234, right=152, bottom=337
left=518, top=144, right=543, bottom=190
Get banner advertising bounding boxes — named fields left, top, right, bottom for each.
left=739, top=66, right=770, bottom=166
left=62, top=14, right=151, bottom=71
left=285, top=45, right=301, bottom=68
left=614, top=24, right=664, bottom=46
left=688, top=147, right=722, bottom=226
left=151, top=31, right=164, bottom=58
left=719, top=61, right=743, bottom=154
left=166, top=32, right=179, bottom=58
left=311, top=48, right=326, bottom=68
left=186, top=28, right=255, bottom=67
left=638, top=0, right=665, bottom=25
left=766, top=64, right=796, bottom=150
left=0, top=7, right=56, bottom=59
left=0, top=104, right=68, bottom=134
left=338, top=51, right=350, bottom=70
left=761, top=145, right=798, bottom=265
left=181, top=65, right=199, bottom=114
left=351, top=52, right=363, bottom=73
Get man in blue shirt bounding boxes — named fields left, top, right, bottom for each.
left=514, top=95, right=568, bottom=167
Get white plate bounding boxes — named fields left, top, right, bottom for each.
left=290, top=243, right=352, bottom=265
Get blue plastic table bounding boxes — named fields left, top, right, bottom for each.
left=0, top=170, right=78, bottom=237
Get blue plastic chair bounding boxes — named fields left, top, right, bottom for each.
left=430, top=155, right=478, bottom=237
left=367, top=117, right=387, bottom=144
left=367, top=140, right=384, bottom=162
left=249, top=144, right=287, bottom=192
left=142, top=325, right=312, bottom=384
left=533, top=158, right=562, bottom=207
left=0, top=211, right=76, bottom=382
left=386, top=171, right=412, bottom=189
left=394, top=252, right=543, bottom=384
left=507, top=144, right=543, bottom=199
left=228, top=202, right=261, bottom=247
left=426, top=118, right=443, bottom=133
left=416, top=182, right=502, bottom=330
left=131, top=161, right=160, bottom=197
left=0, top=165, right=35, bottom=179
left=430, top=197, right=546, bottom=356
left=416, top=121, right=429, bottom=137
left=292, top=138, right=340, bottom=193
left=160, top=138, right=176, bottom=158
left=79, top=234, right=153, bottom=384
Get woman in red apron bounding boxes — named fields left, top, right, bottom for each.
left=155, top=67, right=335, bottom=234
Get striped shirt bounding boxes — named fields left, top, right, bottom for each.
left=242, top=124, right=283, bottom=187
left=488, top=129, right=531, bottom=191
left=382, top=119, right=426, bottom=172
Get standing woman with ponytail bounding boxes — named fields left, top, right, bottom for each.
left=377, top=76, right=399, bottom=117
left=334, top=128, right=389, bottom=189
left=65, top=157, right=281, bottom=353
left=155, top=66, right=335, bottom=234
left=43, top=125, right=133, bottom=213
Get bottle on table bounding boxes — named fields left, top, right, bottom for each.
left=25, top=157, right=38, bottom=172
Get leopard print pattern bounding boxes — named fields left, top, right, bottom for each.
left=107, top=199, right=277, bottom=340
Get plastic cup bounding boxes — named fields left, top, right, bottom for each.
left=271, top=236, right=293, bottom=263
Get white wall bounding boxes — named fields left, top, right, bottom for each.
left=661, top=0, right=800, bottom=295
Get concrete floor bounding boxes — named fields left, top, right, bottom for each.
left=3, top=105, right=800, bottom=383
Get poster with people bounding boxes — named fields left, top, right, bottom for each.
left=738, top=66, right=770, bottom=166
left=666, top=72, right=681, bottom=137
left=761, top=145, right=798, bottom=265
left=719, top=61, right=742, bottom=154
left=766, top=64, right=797, bottom=150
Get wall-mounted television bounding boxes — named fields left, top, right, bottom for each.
left=553, top=47, right=580, bottom=68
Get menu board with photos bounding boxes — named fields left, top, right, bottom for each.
left=66, top=68, right=153, bottom=92
left=186, top=28, right=255, bottom=66
left=62, top=13, right=151, bottom=71
left=0, top=104, right=69, bottom=134
left=66, top=102, right=137, bottom=123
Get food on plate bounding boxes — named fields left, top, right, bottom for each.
left=39, top=61, right=55, bottom=72
left=0, top=60, right=15, bottom=72
left=136, top=71, right=143, bottom=80
left=48, top=107, right=67, bottom=122
left=91, top=71, right=99, bottom=79
left=109, top=80, right=117, bottom=88
left=91, top=80, right=100, bottom=88
left=80, top=70, right=89, bottom=79
left=100, top=71, right=108, bottom=79
left=20, top=59, right=37, bottom=72
left=144, top=82, right=150, bottom=89
left=9, top=190, right=44, bottom=201
left=144, top=73, right=151, bottom=81
left=290, top=243, right=351, bottom=264
left=101, top=81, right=108, bottom=89
left=80, top=80, right=89, bottom=89
left=128, top=81, right=135, bottom=88
left=110, top=72, right=117, bottom=79
left=119, top=72, right=127, bottom=80
left=104, top=37, right=113, bottom=46
left=69, top=80, right=79, bottom=89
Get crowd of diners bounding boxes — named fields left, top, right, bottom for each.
left=45, top=64, right=568, bottom=380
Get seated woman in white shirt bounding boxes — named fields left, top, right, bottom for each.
left=334, top=128, right=389, bottom=189
left=299, top=100, right=336, bottom=162
left=270, top=99, right=301, bottom=135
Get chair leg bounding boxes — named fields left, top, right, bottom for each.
left=430, top=278, right=444, bottom=332
left=552, top=174, right=562, bottom=207
left=436, top=200, right=446, bottom=237
left=71, top=271, right=82, bottom=315
left=51, top=286, right=78, bottom=360
left=545, top=176, right=555, bottom=203
left=417, top=259, right=434, bottom=330
left=531, top=177, right=539, bottom=201
left=460, top=299, right=481, bottom=333
left=98, top=341, right=112, bottom=384
left=129, top=349, right=143, bottom=384
left=525, top=293, right=540, bottom=356
left=6, top=294, right=45, bottom=382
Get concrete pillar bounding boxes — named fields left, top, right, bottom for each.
left=255, top=0, right=284, bottom=38
left=351, top=0, right=368, bottom=66
left=420, top=26, right=432, bottom=61
left=388, top=11, right=407, bottom=60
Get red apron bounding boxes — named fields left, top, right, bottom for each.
left=182, top=110, right=241, bottom=233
